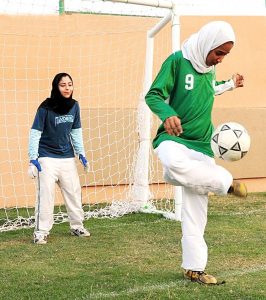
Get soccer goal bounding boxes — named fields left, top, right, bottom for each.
left=1, top=0, right=264, bottom=232
left=0, top=0, right=183, bottom=232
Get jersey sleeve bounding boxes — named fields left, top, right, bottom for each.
left=72, top=102, right=82, bottom=129
left=214, top=79, right=235, bottom=96
left=31, top=107, right=47, bottom=131
left=29, top=107, right=46, bottom=160
left=70, top=128, right=85, bottom=156
left=70, top=102, right=85, bottom=156
left=145, top=53, right=179, bottom=122
left=28, top=129, right=42, bottom=160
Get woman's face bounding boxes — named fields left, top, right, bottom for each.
left=58, top=76, right=73, bottom=98
left=206, top=41, right=234, bottom=66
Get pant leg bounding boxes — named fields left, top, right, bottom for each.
left=154, top=140, right=232, bottom=271
left=155, top=140, right=233, bottom=195
left=181, top=187, right=208, bottom=271
left=57, top=158, right=84, bottom=229
left=34, top=157, right=57, bottom=235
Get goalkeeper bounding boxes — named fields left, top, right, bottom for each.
left=28, top=72, right=90, bottom=244
left=145, top=21, right=246, bottom=284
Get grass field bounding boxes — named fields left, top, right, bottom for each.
left=0, top=193, right=265, bottom=300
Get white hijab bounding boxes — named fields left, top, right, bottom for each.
left=181, top=21, right=236, bottom=74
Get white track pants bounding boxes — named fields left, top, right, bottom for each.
left=34, top=157, right=84, bottom=235
left=155, top=141, right=233, bottom=271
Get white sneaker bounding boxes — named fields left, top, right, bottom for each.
left=33, top=233, right=48, bottom=244
left=70, top=227, right=91, bottom=237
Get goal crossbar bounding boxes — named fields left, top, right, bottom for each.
left=103, top=0, right=173, bottom=9
left=103, top=0, right=266, bottom=16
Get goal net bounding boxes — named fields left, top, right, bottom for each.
left=0, top=0, right=177, bottom=232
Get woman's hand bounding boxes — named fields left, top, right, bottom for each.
left=232, top=73, right=244, bottom=88
left=164, top=116, right=183, bottom=136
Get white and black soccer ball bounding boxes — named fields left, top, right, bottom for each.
left=211, top=122, right=251, bottom=162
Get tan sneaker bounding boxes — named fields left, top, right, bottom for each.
left=228, top=180, right=247, bottom=198
left=184, top=269, right=218, bottom=285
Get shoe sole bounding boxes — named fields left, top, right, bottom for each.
left=33, top=240, right=47, bottom=244
left=70, top=232, right=90, bottom=237
left=184, top=270, right=218, bottom=285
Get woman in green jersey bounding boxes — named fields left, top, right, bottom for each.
left=145, top=21, right=246, bottom=285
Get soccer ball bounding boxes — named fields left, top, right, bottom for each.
left=211, top=122, right=251, bottom=161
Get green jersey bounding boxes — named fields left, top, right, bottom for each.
left=145, top=51, right=217, bottom=157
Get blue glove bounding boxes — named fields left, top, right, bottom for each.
left=30, top=159, right=42, bottom=172
left=28, top=159, right=42, bottom=179
left=79, top=154, right=87, bottom=167
left=79, top=154, right=90, bottom=173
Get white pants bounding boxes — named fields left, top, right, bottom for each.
left=34, top=157, right=84, bottom=235
left=155, top=141, right=233, bottom=271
